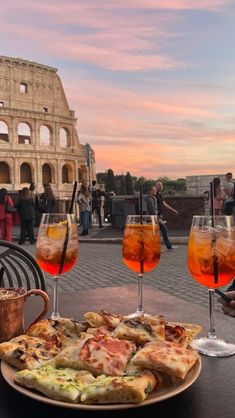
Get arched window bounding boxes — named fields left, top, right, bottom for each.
left=0, top=121, right=9, bottom=142
left=18, top=123, right=31, bottom=144
left=42, top=163, right=52, bottom=186
left=0, top=162, right=10, bottom=183
left=40, top=125, right=51, bottom=146
left=62, top=165, right=69, bottom=183
left=20, top=163, right=32, bottom=183
left=60, top=128, right=70, bottom=147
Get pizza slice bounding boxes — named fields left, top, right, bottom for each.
left=0, top=335, right=60, bottom=370
left=164, top=324, right=189, bottom=347
left=80, top=370, right=157, bottom=404
left=86, top=324, right=114, bottom=337
left=113, top=315, right=166, bottom=345
left=132, top=340, right=200, bottom=379
left=166, top=321, right=202, bottom=345
left=84, top=310, right=123, bottom=329
left=26, top=317, right=87, bottom=348
left=54, top=334, right=136, bottom=376
left=15, top=365, right=156, bottom=405
left=15, top=364, right=95, bottom=403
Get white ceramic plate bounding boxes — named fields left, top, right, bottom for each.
left=1, top=359, right=201, bottom=410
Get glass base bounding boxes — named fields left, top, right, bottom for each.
left=50, top=312, right=61, bottom=320
left=191, top=336, right=235, bottom=357
left=127, top=309, right=151, bottom=318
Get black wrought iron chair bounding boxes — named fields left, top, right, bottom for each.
left=0, top=240, right=46, bottom=291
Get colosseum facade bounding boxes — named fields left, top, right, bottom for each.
left=0, top=56, right=96, bottom=198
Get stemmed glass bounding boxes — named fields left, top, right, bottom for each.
left=35, top=213, right=78, bottom=319
left=122, top=215, right=161, bottom=316
left=187, top=215, right=235, bottom=357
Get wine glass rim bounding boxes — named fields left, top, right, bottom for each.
left=126, top=215, right=157, bottom=218
left=41, top=213, right=75, bottom=216
left=192, top=215, right=232, bottom=219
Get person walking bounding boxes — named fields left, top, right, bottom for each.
left=91, top=180, right=106, bottom=228
left=155, top=181, right=179, bottom=250
left=146, top=185, right=158, bottom=216
left=222, top=172, right=235, bottom=215
left=209, top=177, right=224, bottom=215
left=29, top=182, right=40, bottom=226
left=77, top=184, right=91, bottom=236
left=15, top=187, right=36, bottom=245
left=0, top=188, right=14, bottom=242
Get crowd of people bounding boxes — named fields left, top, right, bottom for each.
left=0, top=183, right=55, bottom=245
left=210, top=172, right=235, bottom=216
left=77, top=180, right=107, bottom=235
left=0, top=176, right=234, bottom=317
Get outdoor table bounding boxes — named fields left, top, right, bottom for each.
left=0, top=284, right=234, bottom=418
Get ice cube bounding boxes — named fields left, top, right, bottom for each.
left=216, top=237, right=234, bottom=257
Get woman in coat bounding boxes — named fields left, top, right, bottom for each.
left=40, top=184, right=56, bottom=214
left=77, top=185, right=91, bottom=236
left=15, top=187, right=36, bottom=245
left=0, top=188, right=14, bottom=241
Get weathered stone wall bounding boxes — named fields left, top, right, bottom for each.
left=0, top=56, right=95, bottom=197
left=163, top=196, right=206, bottom=232
left=186, top=174, right=226, bottom=195
left=111, top=195, right=206, bottom=231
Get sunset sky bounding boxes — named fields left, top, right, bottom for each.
left=1, top=0, right=235, bottom=179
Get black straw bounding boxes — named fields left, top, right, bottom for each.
left=209, top=181, right=218, bottom=285
left=139, top=185, right=144, bottom=274
left=69, top=181, right=78, bottom=214
left=0, top=267, right=4, bottom=287
left=209, top=182, right=215, bottom=225
left=59, top=181, right=77, bottom=275
left=139, top=185, right=143, bottom=224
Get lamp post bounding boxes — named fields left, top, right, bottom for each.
left=84, top=143, right=92, bottom=189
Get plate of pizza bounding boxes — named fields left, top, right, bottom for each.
left=0, top=311, right=202, bottom=410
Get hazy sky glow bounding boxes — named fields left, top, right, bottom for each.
left=1, top=0, right=235, bottom=178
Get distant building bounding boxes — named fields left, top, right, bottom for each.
left=0, top=56, right=96, bottom=198
left=186, top=174, right=226, bottom=195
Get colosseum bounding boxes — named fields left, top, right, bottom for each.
left=0, top=55, right=96, bottom=199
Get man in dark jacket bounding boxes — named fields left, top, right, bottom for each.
left=91, top=181, right=105, bottom=228
left=15, top=187, right=36, bottom=244
left=155, top=181, right=179, bottom=250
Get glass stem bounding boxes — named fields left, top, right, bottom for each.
left=51, top=276, right=60, bottom=319
left=208, top=288, right=217, bottom=339
left=136, top=273, right=144, bottom=314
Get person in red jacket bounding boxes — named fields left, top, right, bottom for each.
left=0, top=188, right=14, bottom=242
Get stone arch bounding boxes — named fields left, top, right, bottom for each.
left=60, top=127, right=71, bottom=148
left=42, top=163, right=55, bottom=186
left=62, top=163, right=73, bottom=184
left=0, top=162, right=10, bottom=183
left=20, top=162, right=32, bottom=183
left=40, top=125, right=52, bottom=146
left=0, top=121, right=9, bottom=142
left=18, top=122, right=31, bottom=144
left=78, top=165, right=88, bottom=184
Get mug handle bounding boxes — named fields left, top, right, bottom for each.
left=25, top=289, right=50, bottom=328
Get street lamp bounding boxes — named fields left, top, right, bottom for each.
left=84, top=143, right=92, bottom=188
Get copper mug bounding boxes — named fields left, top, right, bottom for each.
left=0, top=288, right=49, bottom=343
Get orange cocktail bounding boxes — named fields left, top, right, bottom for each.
left=36, top=223, right=78, bottom=276
left=123, top=223, right=161, bottom=274
left=188, top=227, right=235, bottom=288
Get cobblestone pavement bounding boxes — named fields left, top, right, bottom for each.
left=25, top=242, right=226, bottom=312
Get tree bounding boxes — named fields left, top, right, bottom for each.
left=120, top=175, right=126, bottom=195
left=97, top=172, right=107, bottom=185
left=134, top=177, right=146, bottom=192
left=125, top=172, right=134, bottom=195
left=105, top=169, right=117, bottom=193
